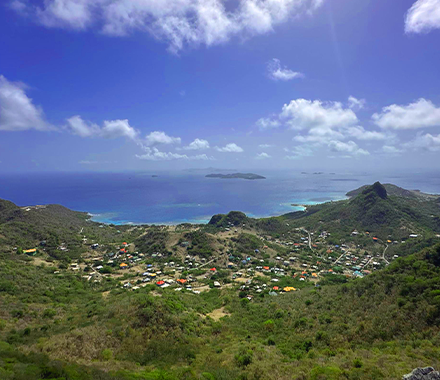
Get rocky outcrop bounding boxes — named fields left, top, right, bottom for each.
left=403, top=367, right=440, bottom=380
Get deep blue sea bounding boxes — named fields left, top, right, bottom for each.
left=1, top=170, right=440, bottom=224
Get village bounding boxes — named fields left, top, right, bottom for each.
left=18, top=219, right=421, bottom=301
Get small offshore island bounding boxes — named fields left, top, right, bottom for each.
left=205, top=172, right=266, bottom=180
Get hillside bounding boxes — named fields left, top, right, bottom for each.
left=346, top=183, right=439, bottom=200
left=2, top=185, right=440, bottom=378
left=263, top=182, right=440, bottom=241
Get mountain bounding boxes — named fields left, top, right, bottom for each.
left=347, top=183, right=439, bottom=200
left=251, top=182, right=440, bottom=243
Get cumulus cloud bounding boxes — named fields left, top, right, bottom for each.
left=215, top=143, right=244, bottom=152
left=255, top=152, right=271, bottom=159
left=66, top=115, right=139, bottom=139
left=0, top=75, right=54, bottom=131
left=136, top=147, right=213, bottom=160
left=267, top=58, right=304, bottom=81
left=284, top=145, right=314, bottom=159
left=382, top=145, right=403, bottom=154
left=280, top=99, right=358, bottom=131
left=348, top=96, right=366, bottom=111
left=256, top=117, right=280, bottom=131
left=372, top=98, right=440, bottom=130
left=259, top=144, right=273, bottom=148
left=12, top=0, right=324, bottom=53
left=328, top=140, right=369, bottom=156
left=183, top=138, right=210, bottom=150
left=404, top=133, right=440, bottom=151
left=346, top=126, right=387, bottom=140
left=144, top=131, right=181, bottom=146
left=405, top=0, right=440, bottom=34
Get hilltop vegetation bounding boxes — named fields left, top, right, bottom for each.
left=2, top=183, right=440, bottom=379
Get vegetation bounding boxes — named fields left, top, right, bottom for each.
left=2, top=183, right=440, bottom=379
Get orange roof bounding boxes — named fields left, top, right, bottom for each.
left=312, top=273, right=318, bottom=277
left=373, top=237, right=378, bottom=241
left=328, top=269, right=333, bottom=272
left=273, top=286, right=279, bottom=290
left=263, top=266, right=270, bottom=270
left=120, top=263, right=128, bottom=267
left=122, top=242, right=127, bottom=245
left=177, top=279, right=187, bottom=284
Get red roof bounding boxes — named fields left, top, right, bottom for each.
left=210, top=268, right=216, bottom=271
left=273, top=286, right=279, bottom=290
left=263, top=266, right=270, bottom=270
left=156, top=281, right=165, bottom=286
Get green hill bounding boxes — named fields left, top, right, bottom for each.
left=264, top=182, right=440, bottom=241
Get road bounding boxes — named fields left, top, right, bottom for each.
left=333, top=253, right=345, bottom=265
left=382, top=245, right=390, bottom=265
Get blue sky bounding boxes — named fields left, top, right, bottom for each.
left=1, top=0, right=440, bottom=173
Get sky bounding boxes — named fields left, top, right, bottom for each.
left=1, top=0, right=440, bottom=173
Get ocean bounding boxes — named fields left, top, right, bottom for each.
left=1, top=170, right=440, bottom=225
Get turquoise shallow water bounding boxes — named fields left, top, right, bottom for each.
left=1, top=170, right=439, bottom=224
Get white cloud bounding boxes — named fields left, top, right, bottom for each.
left=267, top=58, right=304, bottom=81
left=66, top=115, right=139, bottom=139
left=346, top=126, right=387, bottom=140
left=145, top=131, right=181, bottom=146
left=280, top=99, right=358, bottom=131
left=183, top=138, right=210, bottom=150
left=404, top=133, right=440, bottom=151
left=136, top=147, right=213, bottom=160
left=372, top=98, right=440, bottom=130
left=284, top=145, right=314, bottom=159
left=215, top=143, right=244, bottom=152
left=255, top=152, right=271, bottom=159
left=101, top=119, right=139, bottom=139
left=348, top=96, right=366, bottom=111
left=256, top=117, right=280, bottom=131
left=382, top=145, right=403, bottom=154
left=328, top=140, right=369, bottom=156
left=0, top=75, right=54, bottom=131
left=259, top=144, right=273, bottom=148
left=405, top=0, right=440, bottom=34
left=12, top=0, right=324, bottom=53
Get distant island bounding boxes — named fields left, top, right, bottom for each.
left=205, top=173, right=266, bottom=180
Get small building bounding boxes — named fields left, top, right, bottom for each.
left=23, top=248, right=37, bottom=256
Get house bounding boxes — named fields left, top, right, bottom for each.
left=213, top=281, right=221, bottom=287
left=283, top=287, right=296, bottom=292
left=23, top=248, right=37, bottom=256
left=156, top=281, right=165, bottom=287
left=119, top=263, right=128, bottom=269
left=210, top=267, right=216, bottom=272
left=409, top=234, right=418, bottom=238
